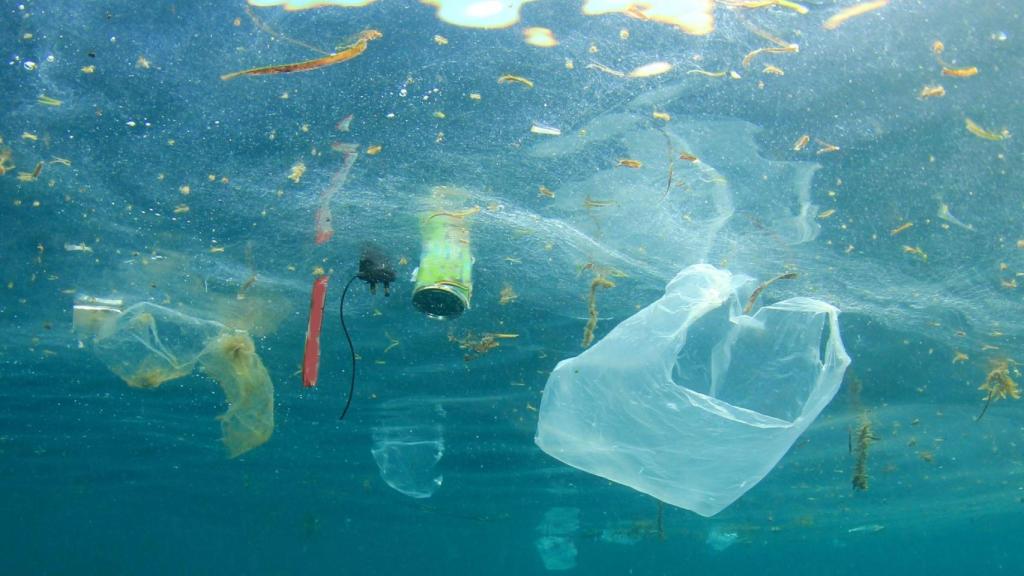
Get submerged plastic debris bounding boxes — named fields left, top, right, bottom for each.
left=199, top=332, right=275, bottom=458
left=220, top=29, right=382, bottom=80
left=75, top=301, right=274, bottom=457
left=534, top=507, right=580, bottom=570
left=316, top=142, right=359, bottom=244
left=536, top=264, right=850, bottom=516
left=371, top=415, right=445, bottom=498
left=705, top=526, right=739, bottom=552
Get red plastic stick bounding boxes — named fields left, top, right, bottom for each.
left=302, top=275, right=330, bottom=388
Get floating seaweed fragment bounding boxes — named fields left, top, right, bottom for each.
left=942, top=66, right=977, bottom=78
left=724, top=0, right=809, bottom=14
left=741, top=44, right=798, bottom=69
left=687, top=69, right=727, bottom=78
left=815, top=139, right=841, bottom=154
left=499, top=284, right=518, bottom=305
left=287, top=161, right=306, bottom=183
left=902, top=245, right=928, bottom=262
left=583, top=196, right=616, bottom=209
left=627, top=61, right=672, bottom=78
left=37, top=94, right=62, bottom=107
left=427, top=206, right=480, bottom=220
left=890, top=221, right=913, bottom=236
left=964, top=118, right=1009, bottom=141
left=586, top=62, right=626, bottom=77
left=918, top=85, right=945, bottom=99
left=823, top=0, right=890, bottom=30
left=0, top=148, right=14, bottom=175
left=383, top=332, right=400, bottom=353
left=851, top=412, right=878, bottom=490
left=581, top=273, right=615, bottom=348
left=16, top=161, right=44, bottom=182
left=976, top=359, right=1020, bottom=421
left=450, top=331, right=518, bottom=361
left=743, top=272, right=798, bottom=315
left=220, top=29, right=382, bottom=81
left=497, top=74, right=534, bottom=88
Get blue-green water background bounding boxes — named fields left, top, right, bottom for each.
left=2, top=0, right=1023, bottom=573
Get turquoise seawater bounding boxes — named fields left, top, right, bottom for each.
left=2, top=1, right=1023, bottom=574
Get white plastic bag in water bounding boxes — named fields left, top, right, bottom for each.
left=535, top=264, right=850, bottom=517
left=371, top=421, right=445, bottom=499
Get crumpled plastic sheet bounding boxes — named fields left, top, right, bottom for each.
left=371, top=410, right=445, bottom=499
left=81, top=302, right=274, bottom=458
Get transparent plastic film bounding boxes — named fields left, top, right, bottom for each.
left=534, top=264, right=850, bottom=517
left=77, top=301, right=275, bottom=458
left=87, top=302, right=223, bottom=389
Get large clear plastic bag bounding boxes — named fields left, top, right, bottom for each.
left=535, top=264, right=850, bottom=517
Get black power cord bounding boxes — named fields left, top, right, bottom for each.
left=338, top=274, right=359, bottom=420
left=338, top=244, right=396, bottom=420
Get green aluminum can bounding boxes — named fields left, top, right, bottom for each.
left=412, top=211, right=473, bottom=319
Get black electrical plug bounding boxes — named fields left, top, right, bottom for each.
left=356, top=243, right=397, bottom=296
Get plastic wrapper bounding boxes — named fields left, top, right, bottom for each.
left=535, top=264, right=850, bottom=516
left=78, top=302, right=274, bottom=458
left=197, top=332, right=275, bottom=458
left=371, top=419, right=445, bottom=499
